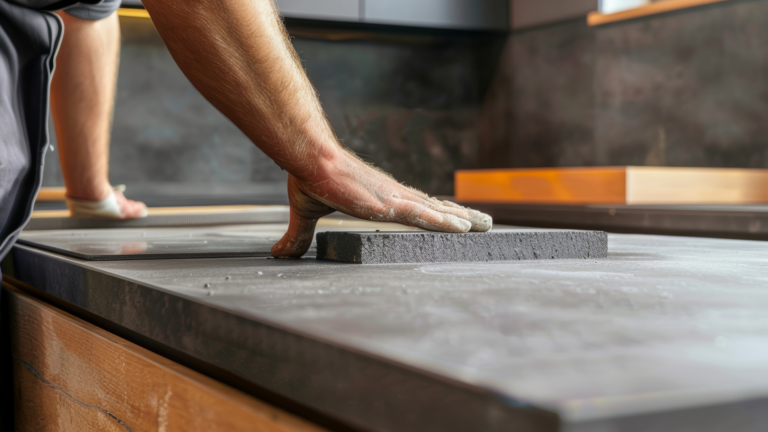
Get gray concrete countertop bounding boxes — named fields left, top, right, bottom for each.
left=6, top=220, right=768, bottom=432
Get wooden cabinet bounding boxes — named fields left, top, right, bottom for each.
left=276, top=0, right=360, bottom=21
left=3, top=282, right=325, bottom=432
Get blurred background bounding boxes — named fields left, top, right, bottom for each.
left=40, top=0, right=768, bottom=207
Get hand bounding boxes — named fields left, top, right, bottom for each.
left=271, top=151, right=492, bottom=258
left=65, top=184, right=148, bottom=220
left=113, top=190, right=148, bottom=220
left=138, top=0, right=490, bottom=255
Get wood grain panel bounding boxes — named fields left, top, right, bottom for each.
left=3, top=282, right=327, bottom=432
left=626, top=167, right=768, bottom=204
left=455, top=167, right=627, bottom=204
left=587, top=0, right=728, bottom=26
left=455, top=167, right=768, bottom=205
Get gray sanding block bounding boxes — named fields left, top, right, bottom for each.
left=316, top=230, right=608, bottom=264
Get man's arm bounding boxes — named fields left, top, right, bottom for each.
left=50, top=10, right=146, bottom=218
left=141, top=0, right=492, bottom=258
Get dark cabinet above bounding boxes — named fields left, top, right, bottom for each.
left=121, top=0, right=509, bottom=31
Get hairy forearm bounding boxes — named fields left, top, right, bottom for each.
left=141, top=0, right=341, bottom=180
left=143, top=0, right=492, bottom=256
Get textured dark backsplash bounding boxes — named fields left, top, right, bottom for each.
left=295, top=31, right=503, bottom=195
left=594, top=0, right=768, bottom=168
left=478, top=17, right=596, bottom=169
left=480, top=0, right=768, bottom=170
left=42, top=1, right=768, bottom=203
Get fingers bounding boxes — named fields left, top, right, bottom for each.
left=438, top=199, right=464, bottom=209
left=455, top=206, right=493, bottom=232
left=114, top=191, right=148, bottom=219
left=430, top=199, right=492, bottom=232
left=391, top=200, right=472, bottom=233
left=122, top=201, right=149, bottom=219
left=433, top=201, right=492, bottom=232
left=396, top=191, right=492, bottom=232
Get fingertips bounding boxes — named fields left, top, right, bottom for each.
left=120, top=200, right=148, bottom=219
left=468, top=210, right=493, bottom=232
left=410, top=210, right=471, bottom=233
left=435, top=201, right=493, bottom=232
left=271, top=233, right=310, bottom=259
left=271, top=234, right=295, bottom=258
left=271, top=227, right=316, bottom=258
left=443, top=213, right=472, bottom=232
left=443, top=200, right=493, bottom=232
left=272, top=206, right=322, bottom=258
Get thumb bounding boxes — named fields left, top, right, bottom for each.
left=271, top=207, right=323, bottom=258
left=271, top=175, right=334, bottom=258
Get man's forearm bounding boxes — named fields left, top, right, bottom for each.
left=142, top=0, right=493, bottom=258
left=51, top=11, right=120, bottom=201
left=141, top=0, right=341, bottom=181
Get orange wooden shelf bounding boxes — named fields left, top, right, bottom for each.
left=587, top=0, right=728, bottom=26
left=455, top=167, right=768, bottom=205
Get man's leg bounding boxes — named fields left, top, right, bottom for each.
left=50, top=10, right=146, bottom=218
left=141, top=0, right=492, bottom=258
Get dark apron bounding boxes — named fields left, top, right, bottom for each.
left=0, top=4, right=61, bottom=429
left=0, top=1, right=61, bottom=265
left=0, top=1, right=118, bottom=428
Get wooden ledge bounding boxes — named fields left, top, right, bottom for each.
left=588, top=0, right=728, bottom=26
left=2, top=281, right=327, bottom=432
left=35, top=187, right=66, bottom=201
left=455, top=166, right=768, bottom=205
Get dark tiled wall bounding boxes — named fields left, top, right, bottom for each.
left=295, top=31, right=502, bottom=194
left=478, top=17, right=596, bottom=169
left=595, top=0, right=768, bottom=168
left=42, top=16, right=502, bottom=199
left=481, top=0, right=768, bottom=169
left=42, top=16, right=288, bottom=203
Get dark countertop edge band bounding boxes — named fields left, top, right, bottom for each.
left=462, top=203, right=768, bottom=241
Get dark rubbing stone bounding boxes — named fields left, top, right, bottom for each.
left=316, top=230, right=608, bottom=264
